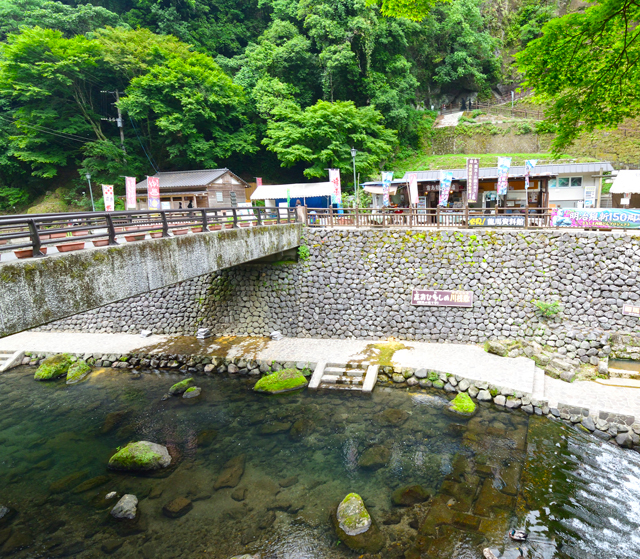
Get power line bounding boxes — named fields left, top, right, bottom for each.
left=0, top=114, right=90, bottom=143
left=129, top=115, right=159, bottom=173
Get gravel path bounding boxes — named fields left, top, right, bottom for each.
left=1, top=331, right=638, bottom=419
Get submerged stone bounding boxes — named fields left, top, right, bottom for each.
left=0, top=505, right=16, bottom=527
left=110, top=494, right=138, bottom=520
left=358, top=445, right=391, bottom=470
left=34, top=354, right=73, bottom=381
left=253, top=369, right=308, bottom=394
left=446, top=392, right=477, bottom=417
left=72, top=475, right=110, bottom=494
left=332, top=493, right=384, bottom=553
left=182, top=386, right=201, bottom=399
left=169, top=377, right=194, bottom=396
left=162, top=497, right=193, bottom=518
left=66, top=360, right=92, bottom=385
left=391, top=484, right=432, bottom=506
left=213, top=455, right=246, bottom=489
left=49, top=471, right=88, bottom=494
left=373, top=408, right=409, bottom=427
left=107, top=441, right=171, bottom=472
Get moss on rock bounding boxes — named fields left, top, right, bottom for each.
left=66, top=360, right=92, bottom=385
left=107, top=441, right=172, bottom=472
left=447, top=392, right=477, bottom=417
left=169, top=377, right=194, bottom=396
left=35, top=354, right=73, bottom=381
left=253, top=369, right=308, bottom=394
left=332, top=493, right=384, bottom=553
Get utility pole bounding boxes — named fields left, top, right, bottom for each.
left=101, top=90, right=127, bottom=160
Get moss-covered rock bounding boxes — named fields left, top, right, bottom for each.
left=35, top=354, right=73, bottom=381
left=253, top=369, right=308, bottom=394
left=182, top=386, right=201, bottom=399
left=169, top=378, right=194, bottom=396
left=484, top=340, right=509, bottom=357
left=66, top=360, right=92, bottom=385
left=332, top=493, right=384, bottom=553
left=107, top=441, right=171, bottom=472
left=446, top=392, right=477, bottom=418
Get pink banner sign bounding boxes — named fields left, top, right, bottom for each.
left=102, top=184, right=114, bottom=212
left=329, top=169, right=341, bottom=204
left=147, top=176, right=160, bottom=210
left=125, top=176, right=137, bottom=209
left=256, top=177, right=262, bottom=187
left=408, top=173, right=418, bottom=205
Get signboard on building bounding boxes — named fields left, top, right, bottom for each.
left=466, top=158, right=480, bottom=203
left=551, top=208, right=640, bottom=228
left=147, top=176, right=160, bottom=210
left=622, top=304, right=640, bottom=318
left=468, top=215, right=525, bottom=227
left=411, top=289, right=473, bottom=307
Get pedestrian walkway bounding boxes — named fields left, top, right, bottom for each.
left=1, top=331, right=639, bottom=419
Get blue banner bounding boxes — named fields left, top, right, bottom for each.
left=439, top=171, right=453, bottom=206
left=381, top=171, right=393, bottom=207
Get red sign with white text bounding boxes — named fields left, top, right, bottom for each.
left=147, top=176, right=160, bottom=210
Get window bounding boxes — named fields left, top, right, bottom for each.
left=558, top=177, right=570, bottom=187
left=549, top=179, right=557, bottom=188
left=216, top=191, right=223, bottom=202
left=570, top=177, right=582, bottom=187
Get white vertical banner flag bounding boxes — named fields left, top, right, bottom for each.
left=102, top=184, right=115, bottom=212
left=497, top=157, right=512, bottom=196
left=125, top=176, right=137, bottom=209
left=524, top=160, right=537, bottom=190
left=329, top=169, right=341, bottom=204
left=147, top=176, right=160, bottom=210
left=408, top=173, right=419, bottom=205
left=381, top=171, right=393, bottom=207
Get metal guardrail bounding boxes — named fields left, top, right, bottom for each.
left=0, top=206, right=298, bottom=259
left=305, top=207, right=556, bottom=229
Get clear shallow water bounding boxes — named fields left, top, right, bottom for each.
left=0, top=367, right=639, bottom=559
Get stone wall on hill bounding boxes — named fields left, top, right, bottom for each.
left=42, top=228, right=640, bottom=357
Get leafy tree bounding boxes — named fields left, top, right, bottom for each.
left=263, top=99, right=397, bottom=181
left=365, top=0, right=444, bottom=21
left=517, top=0, right=640, bottom=151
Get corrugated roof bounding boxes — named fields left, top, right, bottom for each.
left=251, top=182, right=333, bottom=200
left=610, top=170, right=640, bottom=194
left=136, top=169, right=247, bottom=191
left=402, top=162, right=614, bottom=182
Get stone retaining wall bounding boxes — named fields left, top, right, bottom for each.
left=42, top=228, right=640, bottom=348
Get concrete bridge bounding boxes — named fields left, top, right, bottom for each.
left=0, top=224, right=302, bottom=338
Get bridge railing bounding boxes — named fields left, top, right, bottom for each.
left=0, top=206, right=298, bottom=259
left=306, top=207, right=556, bottom=229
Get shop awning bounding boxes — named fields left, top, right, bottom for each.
left=363, top=185, right=399, bottom=195
left=610, top=170, right=640, bottom=194
left=251, top=182, right=333, bottom=200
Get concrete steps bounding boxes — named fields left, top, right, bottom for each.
left=309, top=361, right=379, bottom=393
left=0, top=350, right=23, bottom=373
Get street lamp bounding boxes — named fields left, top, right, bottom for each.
left=85, top=172, right=95, bottom=212
left=350, top=147, right=358, bottom=207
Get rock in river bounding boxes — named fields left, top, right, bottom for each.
left=391, top=485, right=431, bottom=506
left=445, top=392, right=477, bottom=418
left=182, top=386, right=201, bottom=399
left=214, top=455, right=246, bottom=489
left=373, top=408, right=409, bottom=427
left=332, top=493, right=384, bottom=553
left=358, top=445, right=391, bottom=470
left=34, top=354, right=73, bottom=381
left=66, top=360, right=92, bottom=385
left=108, top=441, right=172, bottom=472
left=169, top=377, right=194, bottom=396
left=0, top=504, right=16, bottom=526
left=111, top=494, right=138, bottom=520
left=253, top=369, right=308, bottom=394
left=162, top=497, right=193, bottom=518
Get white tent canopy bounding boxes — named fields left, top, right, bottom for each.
left=610, top=170, right=640, bottom=194
left=251, top=182, right=333, bottom=200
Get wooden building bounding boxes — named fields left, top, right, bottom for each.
left=135, top=169, right=249, bottom=210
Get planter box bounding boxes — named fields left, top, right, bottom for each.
left=125, top=234, right=146, bottom=242
left=150, top=232, right=164, bottom=239
left=50, top=232, right=68, bottom=239
left=72, top=230, right=89, bottom=237
left=210, top=224, right=222, bottom=231
left=0, top=239, right=7, bottom=246
left=191, top=227, right=203, bottom=233
left=173, top=229, right=188, bottom=236
left=14, top=247, right=47, bottom=259
left=224, top=223, right=233, bottom=229
left=239, top=222, right=250, bottom=228
left=56, top=241, right=85, bottom=253
left=93, top=239, right=110, bottom=247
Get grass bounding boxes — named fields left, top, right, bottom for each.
left=390, top=152, right=598, bottom=175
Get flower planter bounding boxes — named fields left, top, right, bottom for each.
left=191, top=227, right=203, bottom=233
left=224, top=223, right=233, bottom=229
left=239, top=222, right=250, bottom=228
left=0, top=239, right=7, bottom=246
left=39, top=234, right=50, bottom=240
left=150, top=232, right=164, bottom=239
left=93, top=239, right=110, bottom=247
left=50, top=232, right=68, bottom=239
left=56, top=241, right=85, bottom=253
left=72, top=230, right=89, bottom=237
left=210, top=224, right=222, bottom=231
left=173, top=229, right=188, bottom=236
left=14, top=247, right=47, bottom=259
left=263, top=220, right=275, bottom=226
left=125, top=234, right=146, bottom=242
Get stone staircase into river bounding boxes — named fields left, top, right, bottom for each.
left=309, top=361, right=379, bottom=393
left=0, top=350, right=23, bottom=373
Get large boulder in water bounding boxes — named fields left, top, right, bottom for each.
left=66, top=360, right=92, bottom=385
left=34, top=354, right=73, bottom=381
left=108, top=441, right=171, bottom=472
left=253, top=369, right=307, bottom=394
left=169, top=378, right=194, bottom=396
left=445, top=392, right=477, bottom=418
left=332, top=493, right=384, bottom=553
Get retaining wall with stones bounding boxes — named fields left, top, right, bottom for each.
left=42, top=228, right=640, bottom=348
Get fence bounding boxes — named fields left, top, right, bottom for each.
left=0, top=206, right=298, bottom=260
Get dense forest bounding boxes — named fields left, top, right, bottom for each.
left=0, top=0, right=598, bottom=211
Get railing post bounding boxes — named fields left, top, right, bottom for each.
left=201, top=209, right=209, bottom=232
left=524, top=208, right=529, bottom=229
left=276, top=207, right=281, bottom=224
left=232, top=208, right=239, bottom=228
left=105, top=214, right=119, bottom=245
left=329, top=206, right=334, bottom=228
left=355, top=206, right=359, bottom=228
left=464, top=205, right=469, bottom=229
left=161, top=211, right=170, bottom=237
left=28, top=219, right=45, bottom=257
left=256, top=206, right=262, bottom=226
left=436, top=207, right=440, bottom=229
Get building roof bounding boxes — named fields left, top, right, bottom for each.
left=136, top=169, right=247, bottom=191
left=401, top=162, right=615, bottom=183
left=610, top=170, right=640, bottom=194
left=251, top=182, right=333, bottom=200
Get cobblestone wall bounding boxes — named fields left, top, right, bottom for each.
left=43, top=228, right=640, bottom=349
